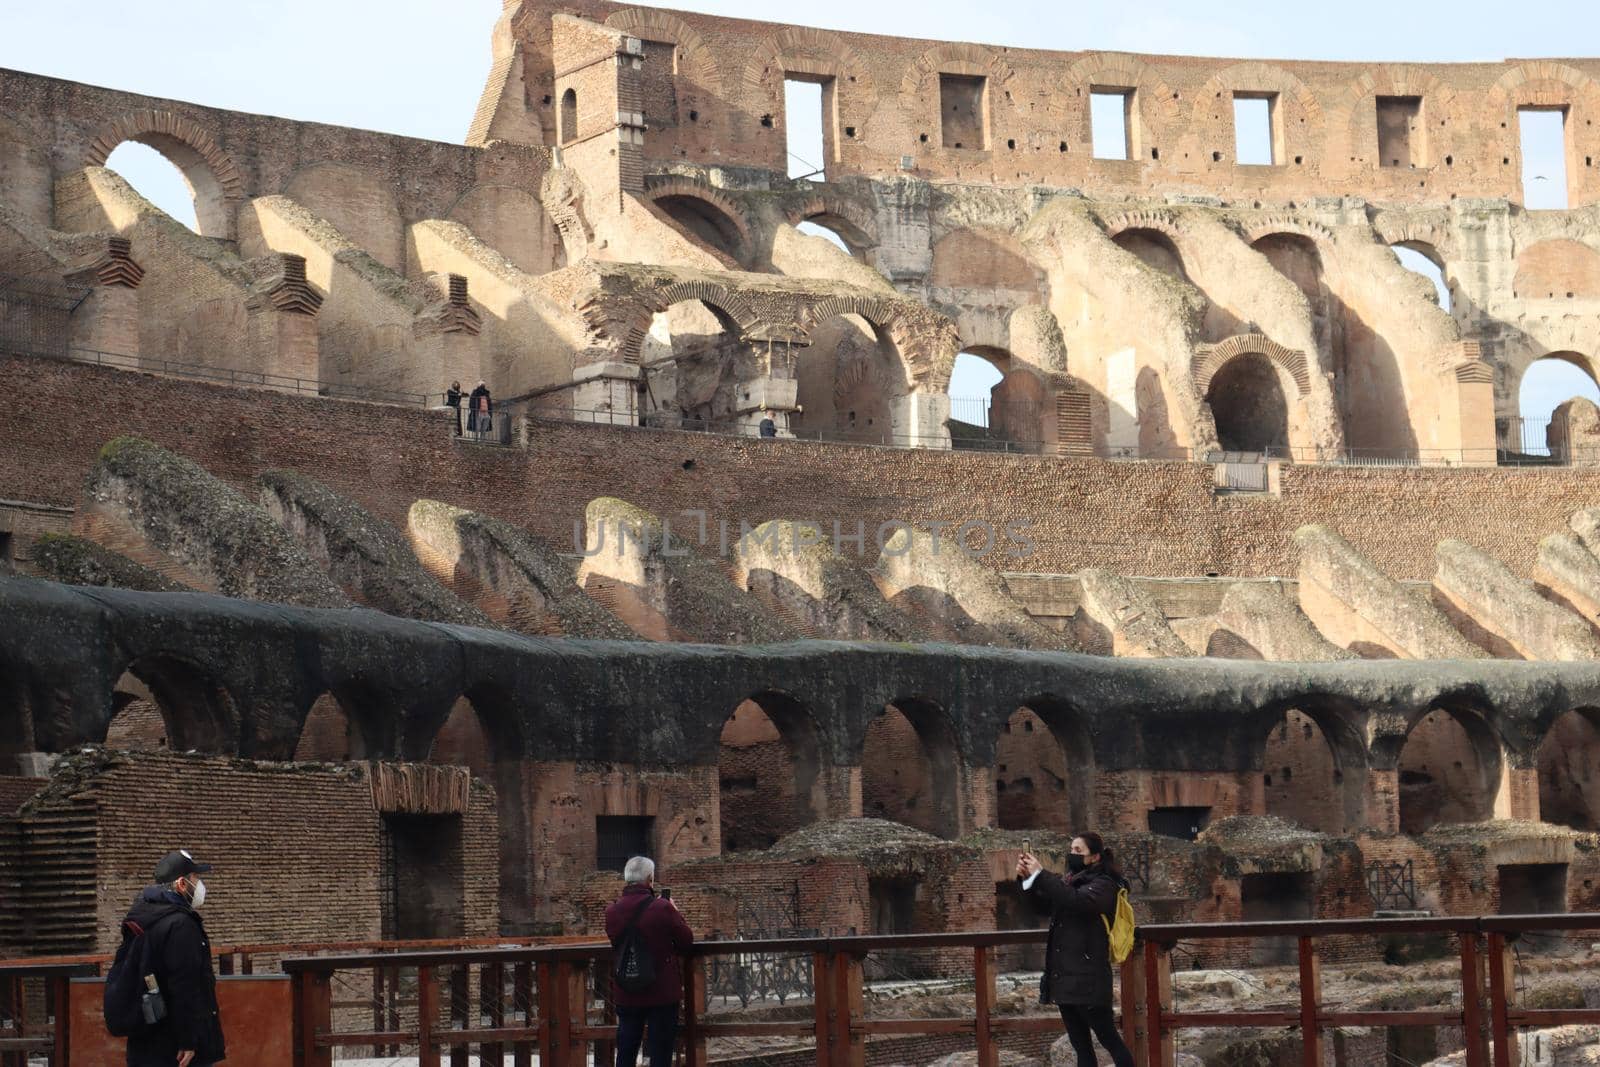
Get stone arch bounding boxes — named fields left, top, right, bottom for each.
left=1193, top=334, right=1311, bottom=397
left=1514, top=239, right=1600, bottom=301
left=1061, top=53, right=1179, bottom=149
left=1535, top=708, right=1600, bottom=831
left=1100, top=208, right=1184, bottom=244
left=1397, top=703, right=1506, bottom=834
left=1191, top=61, right=1323, bottom=138
left=85, top=109, right=246, bottom=239
left=899, top=42, right=1017, bottom=102
left=559, top=88, right=578, bottom=145
left=604, top=7, right=726, bottom=98
left=783, top=194, right=878, bottom=250
left=291, top=691, right=368, bottom=762
left=717, top=689, right=825, bottom=851
left=860, top=696, right=963, bottom=838
left=107, top=653, right=241, bottom=754
left=802, top=296, right=959, bottom=392
left=1257, top=700, right=1368, bottom=833
left=996, top=694, right=1096, bottom=834
left=283, top=161, right=404, bottom=272
left=643, top=178, right=753, bottom=254
left=1372, top=215, right=1456, bottom=263
left=1329, top=66, right=1457, bottom=169
left=1486, top=61, right=1599, bottom=114
left=1239, top=216, right=1336, bottom=247
left=740, top=26, right=875, bottom=111
left=615, top=280, right=761, bottom=366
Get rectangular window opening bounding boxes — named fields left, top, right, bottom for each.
left=939, top=73, right=989, bottom=151
left=1090, top=89, right=1134, bottom=161
left=784, top=78, right=828, bottom=180
left=596, top=815, right=655, bottom=873
left=0, top=531, right=12, bottom=564
left=1147, top=805, right=1211, bottom=840
left=1233, top=93, right=1277, bottom=165
left=1376, top=95, right=1424, bottom=168
left=1519, top=106, right=1570, bottom=210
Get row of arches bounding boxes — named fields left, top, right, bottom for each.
left=96, top=659, right=1600, bottom=842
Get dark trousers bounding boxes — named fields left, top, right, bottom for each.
left=616, top=1002, right=679, bottom=1067
left=1058, top=1004, right=1135, bottom=1067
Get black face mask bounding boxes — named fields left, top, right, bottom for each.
left=1066, top=854, right=1087, bottom=874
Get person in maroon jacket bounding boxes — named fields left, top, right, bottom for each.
left=604, top=856, right=694, bottom=1067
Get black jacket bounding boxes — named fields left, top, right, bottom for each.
left=123, top=886, right=226, bottom=1066
left=1025, top=865, right=1126, bottom=1007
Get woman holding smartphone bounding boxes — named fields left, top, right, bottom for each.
left=1016, top=833, right=1135, bottom=1067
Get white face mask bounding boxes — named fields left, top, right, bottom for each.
left=188, top=878, right=207, bottom=908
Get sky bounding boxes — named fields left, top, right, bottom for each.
left=3, top=0, right=1595, bottom=428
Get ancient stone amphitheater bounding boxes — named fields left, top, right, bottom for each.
left=6, top=2, right=1600, bottom=1061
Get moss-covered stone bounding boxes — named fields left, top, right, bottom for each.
left=30, top=533, right=189, bottom=592
left=87, top=436, right=348, bottom=609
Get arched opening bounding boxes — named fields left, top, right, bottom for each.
left=717, top=691, right=823, bottom=852
left=1398, top=706, right=1504, bottom=834
left=947, top=350, right=1006, bottom=428
left=104, top=141, right=199, bottom=231
left=639, top=299, right=750, bottom=430
left=426, top=695, right=493, bottom=781
left=1391, top=243, right=1451, bottom=313
left=860, top=698, right=961, bottom=838
left=1512, top=352, right=1600, bottom=459
left=1206, top=352, right=1290, bottom=452
left=792, top=314, right=908, bottom=444
left=995, top=699, right=1093, bottom=834
left=559, top=89, right=578, bottom=145
left=1113, top=228, right=1189, bottom=283
left=795, top=213, right=870, bottom=258
left=292, top=691, right=369, bottom=762
left=1262, top=708, right=1346, bottom=833
left=105, top=656, right=239, bottom=753
left=652, top=194, right=745, bottom=262
left=106, top=673, right=172, bottom=752
left=1536, top=709, right=1600, bottom=831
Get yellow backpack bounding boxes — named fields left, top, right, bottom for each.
left=1101, top=887, right=1136, bottom=965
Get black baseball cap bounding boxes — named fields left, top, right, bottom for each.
left=153, top=849, right=212, bottom=883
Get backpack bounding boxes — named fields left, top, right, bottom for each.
left=1101, top=886, right=1137, bottom=966
left=103, top=910, right=181, bottom=1037
left=611, top=894, right=659, bottom=995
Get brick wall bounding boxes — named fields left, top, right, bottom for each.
left=1262, top=709, right=1343, bottom=834
left=11, top=355, right=1600, bottom=585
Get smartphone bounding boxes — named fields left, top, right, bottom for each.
left=660, top=887, right=671, bottom=900
left=1023, top=840, right=1031, bottom=856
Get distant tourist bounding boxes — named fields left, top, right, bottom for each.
left=605, top=856, right=694, bottom=1067
left=468, top=380, right=493, bottom=437
left=758, top=409, right=777, bottom=439
left=1018, top=834, right=1136, bottom=1067
left=446, top=380, right=463, bottom=437
left=108, top=849, right=226, bottom=1067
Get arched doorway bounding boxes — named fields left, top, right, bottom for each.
left=105, top=656, right=239, bottom=753
left=792, top=314, right=908, bottom=444
left=717, top=691, right=823, bottom=852
left=1207, top=352, right=1290, bottom=452
left=104, top=142, right=199, bottom=230
left=1113, top=228, right=1188, bottom=282
left=1391, top=243, right=1451, bottom=313
left=995, top=698, right=1094, bottom=834
left=1262, top=708, right=1350, bottom=834
left=1397, top=706, right=1503, bottom=834
left=639, top=299, right=751, bottom=431
left=652, top=194, right=747, bottom=264
left=1512, top=352, right=1600, bottom=460
left=560, top=89, right=578, bottom=145
left=860, top=698, right=961, bottom=837
left=1535, top=709, right=1600, bottom=830
left=292, top=691, right=369, bottom=762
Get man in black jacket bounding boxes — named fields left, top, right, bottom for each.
left=121, top=850, right=226, bottom=1067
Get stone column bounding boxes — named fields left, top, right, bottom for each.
left=570, top=361, right=641, bottom=425
left=65, top=236, right=143, bottom=358
left=1496, top=763, right=1540, bottom=821
left=1444, top=345, right=1496, bottom=466
left=890, top=391, right=952, bottom=448
left=1364, top=768, right=1401, bottom=834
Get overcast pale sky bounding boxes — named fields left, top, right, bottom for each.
left=2, top=0, right=1594, bottom=430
